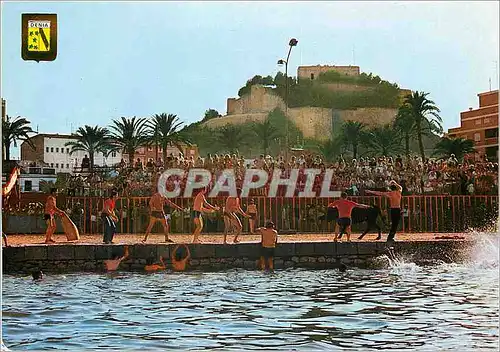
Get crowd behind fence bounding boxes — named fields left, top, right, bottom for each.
left=63, top=195, right=499, bottom=236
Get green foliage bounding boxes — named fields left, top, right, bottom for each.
left=216, top=125, right=247, bottom=154
left=317, top=138, right=342, bottom=162
left=148, top=113, right=190, bottom=162
left=433, top=137, right=475, bottom=161
left=238, top=75, right=275, bottom=97
left=65, top=125, right=113, bottom=170
left=341, top=121, right=366, bottom=159
left=363, top=124, right=403, bottom=157
left=109, top=116, right=150, bottom=164
left=251, top=118, right=283, bottom=155
left=2, top=115, right=35, bottom=161
left=317, top=71, right=399, bottom=90
left=202, top=109, right=221, bottom=122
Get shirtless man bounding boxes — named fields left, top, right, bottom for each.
left=257, top=221, right=278, bottom=271
left=247, top=199, right=258, bottom=234
left=142, top=192, right=183, bottom=243
left=366, top=180, right=403, bottom=242
left=104, top=246, right=129, bottom=271
left=192, top=188, right=219, bottom=244
left=44, top=188, right=64, bottom=244
left=144, top=256, right=166, bottom=272
left=172, top=245, right=191, bottom=271
left=223, top=193, right=250, bottom=244
left=328, top=192, right=370, bottom=242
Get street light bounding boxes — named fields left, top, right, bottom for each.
left=277, top=38, right=298, bottom=163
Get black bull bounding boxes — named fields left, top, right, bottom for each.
left=318, top=206, right=386, bottom=239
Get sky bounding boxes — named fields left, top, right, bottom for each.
left=1, top=1, right=499, bottom=158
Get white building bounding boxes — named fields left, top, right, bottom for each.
left=20, top=133, right=123, bottom=173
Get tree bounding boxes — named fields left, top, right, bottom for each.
left=393, top=104, right=416, bottom=158
left=340, top=121, right=366, bottom=159
left=433, top=137, right=475, bottom=161
left=65, top=125, right=112, bottom=171
left=317, top=138, right=342, bottom=162
left=251, top=119, right=282, bottom=155
left=202, top=109, right=221, bottom=122
left=149, top=113, right=190, bottom=162
left=403, top=91, right=442, bottom=162
left=2, top=115, right=35, bottom=161
left=109, top=117, right=150, bottom=165
left=364, top=124, right=403, bottom=157
left=216, top=125, right=246, bottom=154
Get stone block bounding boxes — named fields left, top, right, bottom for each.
left=295, top=243, right=316, bottom=256
left=237, top=244, right=260, bottom=259
left=215, top=244, right=237, bottom=258
left=274, top=259, right=284, bottom=269
left=335, top=242, right=358, bottom=257
left=190, top=244, right=216, bottom=259
left=131, top=245, right=157, bottom=260
left=74, top=245, right=96, bottom=260
left=24, top=246, right=48, bottom=260
left=156, top=245, right=170, bottom=259
left=275, top=243, right=295, bottom=258
left=299, top=257, right=309, bottom=263
left=200, top=259, right=210, bottom=265
left=357, top=242, right=379, bottom=255
left=291, top=256, right=299, bottom=263
left=284, top=261, right=294, bottom=268
left=243, top=260, right=257, bottom=269
left=233, top=258, right=244, bottom=267
left=94, top=245, right=112, bottom=260
left=190, top=259, right=200, bottom=266
left=4, top=247, right=25, bottom=262
left=313, top=242, right=336, bottom=256
left=318, top=256, right=326, bottom=263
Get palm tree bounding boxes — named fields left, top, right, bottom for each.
left=252, top=119, right=282, bottom=155
left=149, top=113, right=189, bottom=162
left=364, top=125, right=403, bottom=157
left=317, top=138, right=342, bottom=162
left=217, top=125, right=246, bottom=154
left=341, top=121, right=366, bottom=159
left=2, top=115, right=35, bottom=161
left=65, top=125, right=112, bottom=171
left=433, top=137, right=475, bottom=161
left=404, top=91, right=442, bottom=162
left=393, top=104, right=416, bottom=158
left=109, top=117, right=150, bottom=165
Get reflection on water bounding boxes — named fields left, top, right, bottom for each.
left=2, top=260, right=499, bottom=351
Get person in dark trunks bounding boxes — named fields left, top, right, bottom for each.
left=246, top=199, right=258, bottom=234
left=257, top=221, right=278, bottom=271
left=44, top=188, right=64, bottom=244
left=366, top=180, right=403, bottom=242
left=192, top=188, right=219, bottom=244
left=143, top=192, right=183, bottom=243
left=223, top=193, right=250, bottom=244
left=327, top=192, right=370, bottom=242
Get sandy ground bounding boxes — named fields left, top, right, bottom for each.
left=3, top=232, right=473, bottom=246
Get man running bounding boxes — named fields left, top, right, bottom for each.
left=142, top=192, right=183, bottom=243
left=44, top=188, right=64, bottom=244
left=366, top=180, right=403, bottom=242
left=192, top=188, right=219, bottom=244
left=328, top=192, right=370, bottom=242
left=223, top=193, right=250, bottom=244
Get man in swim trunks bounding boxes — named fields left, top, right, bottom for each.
left=366, top=180, right=403, bottom=242
left=44, top=188, right=64, bottom=244
left=223, top=193, right=250, bottom=244
left=143, top=192, right=183, bottom=243
left=257, top=221, right=278, bottom=271
left=328, top=192, right=370, bottom=242
left=102, top=190, right=119, bottom=244
left=246, top=199, right=258, bottom=234
left=192, top=188, right=219, bottom=244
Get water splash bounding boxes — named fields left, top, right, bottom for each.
left=468, top=232, right=499, bottom=268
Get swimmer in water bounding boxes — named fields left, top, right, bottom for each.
left=104, top=246, right=129, bottom=272
left=144, top=256, right=166, bottom=272
left=172, top=244, right=191, bottom=271
left=32, top=270, right=44, bottom=281
left=366, top=180, right=402, bottom=242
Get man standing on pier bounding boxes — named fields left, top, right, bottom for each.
left=328, top=192, right=370, bottom=242
left=142, top=192, right=184, bottom=243
left=101, top=190, right=119, bottom=244
left=44, top=188, right=64, bottom=244
left=366, top=180, right=403, bottom=242
left=223, top=192, right=250, bottom=244
left=192, top=188, right=219, bottom=244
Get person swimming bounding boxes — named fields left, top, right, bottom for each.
left=144, top=256, right=166, bottom=272
left=32, top=270, right=44, bottom=281
left=171, top=244, right=191, bottom=271
left=103, top=246, right=129, bottom=271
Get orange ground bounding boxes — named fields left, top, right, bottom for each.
left=4, top=232, right=473, bottom=246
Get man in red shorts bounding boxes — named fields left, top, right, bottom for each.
left=328, top=192, right=370, bottom=242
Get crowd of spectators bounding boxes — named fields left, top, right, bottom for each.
left=62, top=151, right=498, bottom=198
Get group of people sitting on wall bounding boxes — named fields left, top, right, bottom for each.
left=61, top=151, right=498, bottom=198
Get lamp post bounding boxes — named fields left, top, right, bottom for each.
left=277, top=38, right=298, bottom=163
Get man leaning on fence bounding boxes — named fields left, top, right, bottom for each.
left=102, top=190, right=119, bottom=244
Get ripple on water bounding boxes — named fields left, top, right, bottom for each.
left=2, top=262, right=499, bottom=351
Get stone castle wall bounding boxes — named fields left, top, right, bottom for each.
left=298, top=65, right=360, bottom=80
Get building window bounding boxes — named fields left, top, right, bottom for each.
left=112, top=152, right=117, bottom=157
left=56, top=148, right=59, bottom=152
left=61, top=149, right=64, bottom=154
left=475, top=119, right=481, bottom=125
left=148, top=147, right=153, bottom=152
left=56, top=163, right=59, bottom=168
left=485, top=128, right=498, bottom=139
left=474, top=133, right=481, bottom=142
left=50, top=147, right=54, bottom=152
left=66, top=164, right=70, bottom=169
left=66, top=148, right=69, bottom=153
left=50, top=163, right=54, bottom=167
left=484, top=118, right=490, bottom=124
left=311, top=73, right=315, bottom=80
left=46, top=147, right=49, bottom=153
left=24, top=180, right=32, bottom=192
